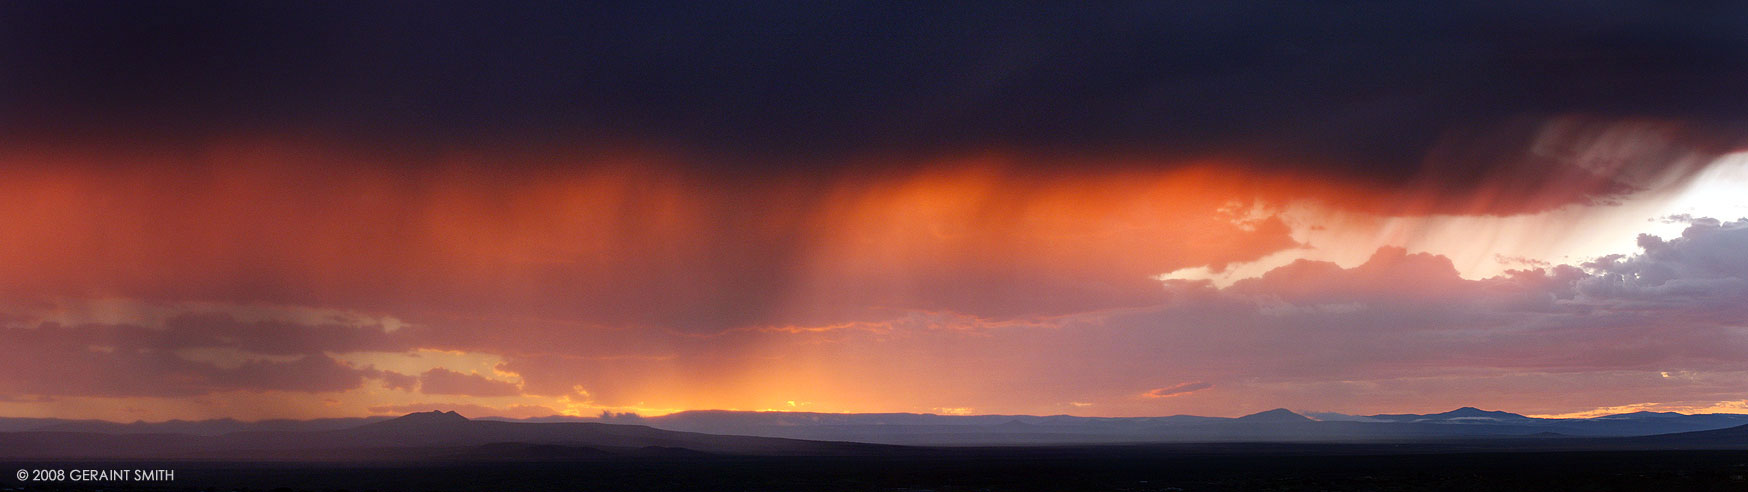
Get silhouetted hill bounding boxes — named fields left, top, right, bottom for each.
left=1549, top=411, right=1748, bottom=436
left=1604, top=411, right=1685, bottom=418
left=639, top=408, right=1748, bottom=445
left=1235, top=408, right=1314, bottom=423
left=370, top=409, right=471, bottom=427
left=445, top=442, right=619, bottom=460
left=3, top=408, right=1747, bottom=455
left=1369, top=407, right=1531, bottom=423
left=1434, top=407, right=1531, bottom=420
left=1624, top=423, right=1748, bottom=449
left=0, top=412, right=896, bottom=460
left=8, top=416, right=390, bottom=435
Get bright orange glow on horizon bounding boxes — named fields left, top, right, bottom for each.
left=0, top=137, right=1745, bottom=422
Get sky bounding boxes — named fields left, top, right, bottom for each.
left=2, top=2, right=1748, bottom=421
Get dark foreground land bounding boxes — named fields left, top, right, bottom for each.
left=8, top=447, right=1748, bottom=492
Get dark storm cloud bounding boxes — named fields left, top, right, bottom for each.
left=4, top=2, right=1746, bottom=182
left=152, top=312, right=416, bottom=356
left=0, top=315, right=398, bottom=397
left=0, top=340, right=369, bottom=398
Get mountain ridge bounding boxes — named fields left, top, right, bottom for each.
left=1, top=410, right=1746, bottom=460
left=1235, top=408, right=1314, bottom=423
left=3, top=407, right=1746, bottom=445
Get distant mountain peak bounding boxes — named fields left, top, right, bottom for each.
left=1236, top=408, right=1313, bottom=423
left=1609, top=411, right=1684, bottom=417
left=385, top=410, right=469, bottom=425
left=1434, top=407, right=1526, bottom=419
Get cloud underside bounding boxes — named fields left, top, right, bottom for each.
left=6, top=3, right=1748, bottom=420
left=7, top=4, right=1747, bottom=183
left=0, top=212, right=1742, bottom=417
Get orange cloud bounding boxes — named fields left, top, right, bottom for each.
left=0, top=143, right=1323, bottom=333
left=0, top=136, right=1742, bottom=421
left=1143, top=382, right=1213, bottom=399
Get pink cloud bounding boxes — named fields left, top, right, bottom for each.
left=1143, top=382, right=1213, bottom=398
